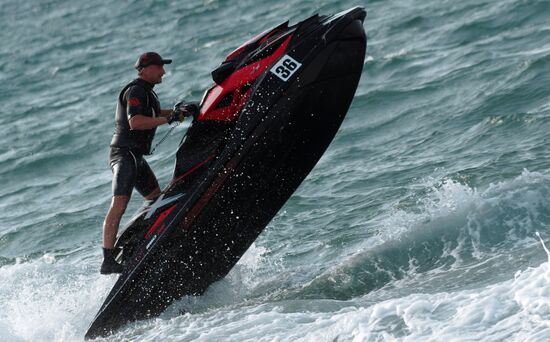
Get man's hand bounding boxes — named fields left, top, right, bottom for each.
left=174, top=101, right=200, bottom=118
left=167, top=109, right=185, bottom=124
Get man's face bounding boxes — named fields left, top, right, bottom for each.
left=141, top=64, right=166, bottom=84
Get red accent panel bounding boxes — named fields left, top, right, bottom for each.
left=144, top=204, right=177, bottom=239
left=128, top=97, right=140, bottom=106
left=157, top=224, right=167, bottom=236
left=226, top=27, right=282, bottom=61
left=167, top=155, right=215, bottom=190
left=198, top=36, right=292, bottom=122
left=180, top=155, right=240, bottom=232
left=259, top=29, right=282, bottom=44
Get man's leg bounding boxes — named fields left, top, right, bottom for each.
left=102, top=148, right=135, bottom=274
left=135, top=155, right=161, bottom=201
left=144, top=187, right=161, bottom=201
left=103, top=195, right=130, bottom=249
left=100, top=195, right=130, bottom=274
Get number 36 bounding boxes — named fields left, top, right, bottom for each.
left=271, top=55, right=302, bottom=81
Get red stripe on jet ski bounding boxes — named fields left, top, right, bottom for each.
left=168, top=155, right=215, bottom=189
left=180, top=155, right=240, bottom=232
left=144, top=204, right=177, bottom=239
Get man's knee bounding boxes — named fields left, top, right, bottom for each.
left=144, top=187, right=161, bottom=201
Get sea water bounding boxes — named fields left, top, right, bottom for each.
left=1, top=0, right=550, bottom=341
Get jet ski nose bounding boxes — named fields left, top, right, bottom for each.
left=328, top=6, right=366, bottom=23
left=337, top=16, right=367, bottom=41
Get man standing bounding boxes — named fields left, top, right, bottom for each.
left=101, top=52, right=188, bottom=274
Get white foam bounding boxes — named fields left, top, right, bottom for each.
left=165, top=243, right=270, bottom=316
left=376, top=175, right=478, bottom=243
left=147, top=252, right=550, bottom=342
left=536, top=231, right=550, bottom=262
left=104, top=249, right=549, bottom=341
left=375, top=169, right=550, bottom=257
left=384, top=48, right=409, bottom=60
left=0, top=255, right=115, bottom=342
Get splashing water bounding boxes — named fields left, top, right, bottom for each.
left=535, top=231, right=550, bottom=263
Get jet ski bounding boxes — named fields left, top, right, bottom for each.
left=85, top=7, right=366, bottom=339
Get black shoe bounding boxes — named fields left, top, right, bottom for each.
left=100, top=248, right=123, bottom=275
left=100, top=260, right=123, bottom=274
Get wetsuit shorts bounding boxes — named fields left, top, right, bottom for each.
left=109, top=147, right=159, bottom=197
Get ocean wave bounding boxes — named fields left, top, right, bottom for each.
left=252, top=170, right=550, bottom=302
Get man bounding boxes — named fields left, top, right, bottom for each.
left=101, top=52, right=191, bottom=274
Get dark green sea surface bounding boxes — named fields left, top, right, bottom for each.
left=1, top=0, right=550, bottom=341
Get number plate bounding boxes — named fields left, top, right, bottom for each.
left=270, top=55, right=302, bottom=81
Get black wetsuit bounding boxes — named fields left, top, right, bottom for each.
left=109, top=78, right=161, bottom=197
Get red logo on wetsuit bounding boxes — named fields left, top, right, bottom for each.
left=128, top=97, right=140, bottom=107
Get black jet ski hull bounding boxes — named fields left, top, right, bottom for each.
left=86, top=7, right=366, bottom=339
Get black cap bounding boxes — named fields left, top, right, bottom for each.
left=134, top=52, right=172, bottom=70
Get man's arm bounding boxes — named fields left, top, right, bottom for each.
left=129, top=108, right=188, bottom=129
left=129, top=115, right=168, bottom=130
left=125, top=86, right=172, bottom=129
left=160, top=109, right=173, bottom=117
